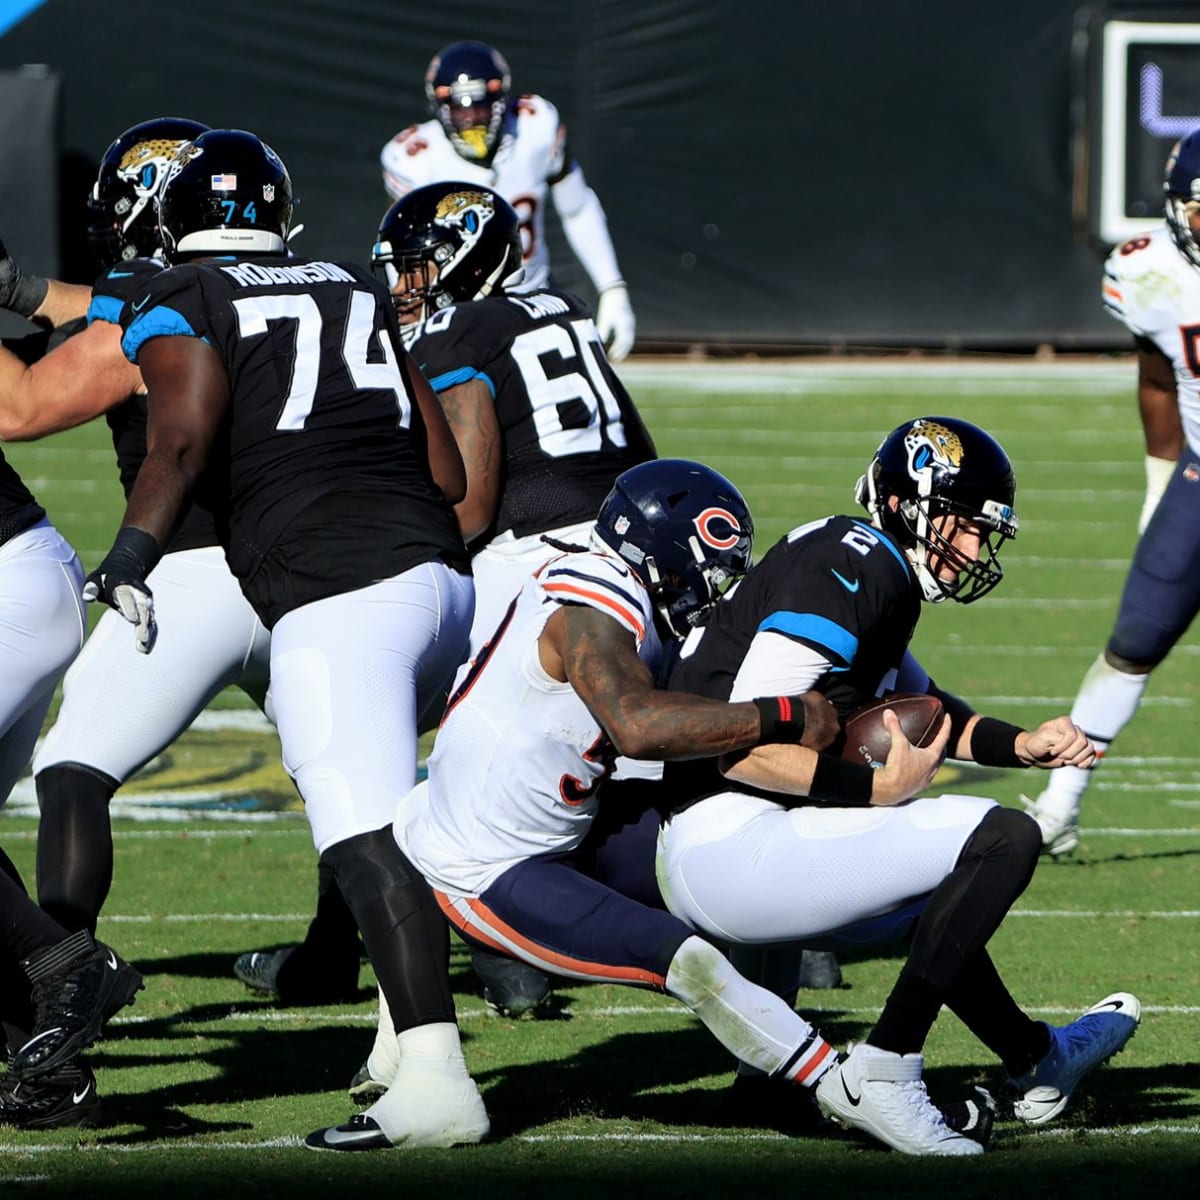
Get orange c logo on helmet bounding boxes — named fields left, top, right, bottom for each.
left=693, top=507, right=741, bottom=550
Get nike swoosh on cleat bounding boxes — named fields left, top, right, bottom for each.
left=106, top=951, right=119, bottom=970
left=831, top=569, right=860, bottom=593
left=840, top=1076, right=862, bottom=1107
left=73, top=1083, right=93, bottom=1104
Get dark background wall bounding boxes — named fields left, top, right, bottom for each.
left=0, top=0, right=1191, bottom=350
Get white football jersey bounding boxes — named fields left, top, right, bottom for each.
left=381, top=96, right=568, bottom=291
left=1103, top=226, right=1200, bottom=454
left=394, top=546, right=662, bottom=897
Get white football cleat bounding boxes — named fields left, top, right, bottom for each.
left=1011, top=992, right=1140, bottom=1125
left=815, top=1043, right=982, bottom=1156
left=308, top=1059, right=489, bottom=1151
left=1020, top=792, right=1081, bottom=858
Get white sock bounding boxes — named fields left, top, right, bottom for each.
left=365, top=986, right=399, bottom=1084
left=1042, top=654, right=1150, bottom=805
left=394, top=1021, right=472, bottom=1078
left=664, top=936, right=836, bottom=1086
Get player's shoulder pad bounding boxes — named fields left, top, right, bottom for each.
left=118, top=262, right=212, bottom=363
left=540, top=546, right=652, bottom=641
left=1102, top=227, right=1189, bottom=332
left=87, top=257, right=165, bottom=326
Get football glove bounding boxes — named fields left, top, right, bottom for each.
left=0, top=236, right=49, bottom=318
left=596, top=283, right=636, bottom=363
left=83, top=527, right=162, bottom=654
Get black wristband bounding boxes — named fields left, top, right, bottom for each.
left=0, top=251, right=49, bottom=318
left=971, top=717, right=1027, bottom=768
left=808, top=753, right=875, bottom=806
left=753, top=695, right=806, bottom=745
left=105, top=526, right=164, bottom=580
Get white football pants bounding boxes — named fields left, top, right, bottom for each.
left=655, top=791, right=998, bottom=945
left=270, top=561, right=473, bottom=854
left=0, top=520, right=85, bottom=805
left=34, top=545, right=271, bottom=782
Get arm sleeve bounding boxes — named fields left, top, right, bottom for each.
left=551, top=165, right=625, bottom=294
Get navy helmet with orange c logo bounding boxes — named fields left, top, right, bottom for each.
left=593, top=459, right=753, bottom=639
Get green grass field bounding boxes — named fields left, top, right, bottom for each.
left=1, top=360, right=1197, bottom=1197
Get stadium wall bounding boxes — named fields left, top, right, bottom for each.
left=0, top=0, right=1183, bottom=351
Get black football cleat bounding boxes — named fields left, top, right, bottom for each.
left=0, top=1061, right=102, bottom=1130
left=470, top=946, right=553, bottom=1018
left=10, top=931, right=143, bottom=1078
left=941, top=1086, right=996, bottom=1148
left=233, top=944, right=360, bottom=1006
left=305, top=1113, right=392, bottom=1152
left=796, top=950, right=844, bottom=990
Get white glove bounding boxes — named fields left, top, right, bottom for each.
left=596, top=284, right=636, bottom=363
left=83, top=574, right=157, bottom=654
left=1138, top=454, right=1175, bottom=535
left=83, top=529, right=160, bottom=654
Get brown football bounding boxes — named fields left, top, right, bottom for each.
left=840, top=693, right=946, bottom=768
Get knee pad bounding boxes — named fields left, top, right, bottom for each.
left=956, top=805, right=1041, bottom=882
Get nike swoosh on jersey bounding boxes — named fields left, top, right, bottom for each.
left=831, top=569, right=860, bottom=593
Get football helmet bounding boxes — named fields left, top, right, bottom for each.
left=157, top=129, right=293, bottom=264
left=856, top=416, right=1018, bottom=604
left=1165, top=130, right=1200, bottom=270
left=372, top=182, right=523, bottom=323
left=86, top=117, right=211, bottom=267
left=425, top=41, right=512, bottom=164
left=593, top=459, right=754, bottom=640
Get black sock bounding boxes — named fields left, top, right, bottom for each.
left=319, top=826, right=455, bottom=1030
left=295, top=861, right=361, bottom=959
left=944, top=950, right=1052, bottom=1077
left=869, top=806, right=1042, bottom=1054
left=35, top=763, right=118, bottom=934
left=0, top=849, right=65, bottom=1047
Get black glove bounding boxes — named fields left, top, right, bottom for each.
left=0, top=237, right=49, bottom=318
left=83, top=528, right=162, bottom=654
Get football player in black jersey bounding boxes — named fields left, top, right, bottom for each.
left=87, top=128, right=488, bottom=1149
left=654, top=417, right=1140, bottom=1155
left=0, top=120, right=353, bottom=997
left=236, top=183, right=658, bottom=1028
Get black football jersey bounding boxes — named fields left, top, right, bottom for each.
left=0, top=449, right=44, bottom=545
left=120, top=254, right=467, bottom=627
left=410, top=288, right=654, bottom=545
left=664, top=515, right=922, bottom=810
left=89, top=258, right=217, bottom=553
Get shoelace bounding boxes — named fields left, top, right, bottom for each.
left=897, top=1079, right=957, bottom=1135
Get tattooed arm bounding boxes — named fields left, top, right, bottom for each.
left=540, top=604, right=799, bottom=760
left=433, top=376, right=502, bottom=542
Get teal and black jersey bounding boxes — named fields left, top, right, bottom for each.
left=410, top=287, right=653, bottom=545
left=670, top=516, right=921, bottom=716
left=663, top=516, right=922, bottom=812
left=119, top=254, right=467, bottom=627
